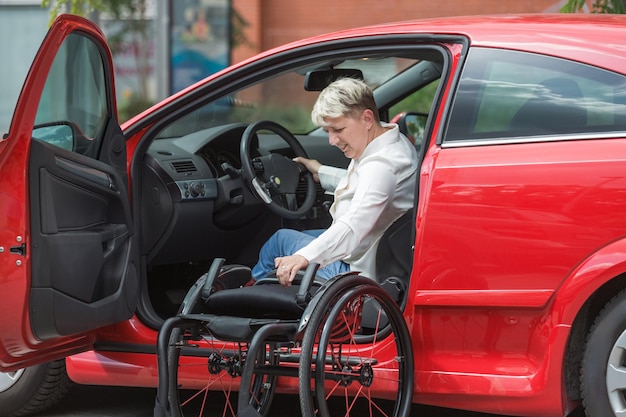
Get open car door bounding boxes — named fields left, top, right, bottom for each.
left=0, top=14, right=138, bottom=371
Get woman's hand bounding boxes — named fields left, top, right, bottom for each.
left=293, top=157, right=321, bottom=183
left=275, top=254, right=309, bottom=286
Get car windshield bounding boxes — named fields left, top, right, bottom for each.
left=155, top=55, right=422, bottom=140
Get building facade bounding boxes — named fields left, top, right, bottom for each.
left=231, top=0, right=568, bottom=65
left=0, top=0, right=576, bottom=127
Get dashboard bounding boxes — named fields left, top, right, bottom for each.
left=140, top=122, right=344, bottom=267
left=146, top=123, right=247, bottom=203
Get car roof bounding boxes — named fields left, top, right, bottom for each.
left=272, top=14, right=626, bottom=75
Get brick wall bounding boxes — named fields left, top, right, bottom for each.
left=232, top=0, right=566, bottom=63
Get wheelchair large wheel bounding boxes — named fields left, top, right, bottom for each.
left=298, top=276, right=414, bottom=417
left=166, top=326, right=277, bottom=417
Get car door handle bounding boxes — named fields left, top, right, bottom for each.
left=95, top=223, right=129, bottom=258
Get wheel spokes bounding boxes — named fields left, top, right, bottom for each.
left=315, top=299, right=401, bottom=416
left=176, top=339, right=245, bottom=417
left=300, top=279, right=414, bottom=417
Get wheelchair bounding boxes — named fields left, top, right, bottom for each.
left=154, top=215, right=415, bottom=417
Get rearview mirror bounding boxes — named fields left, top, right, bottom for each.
left=304, top=69, right=364, bottom=91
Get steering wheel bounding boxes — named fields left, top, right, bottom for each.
left=240, top=120, right=316, bottom=219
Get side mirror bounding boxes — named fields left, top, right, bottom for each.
left=392, top=112, right=428, bottom=148
left=32, top=121, right=76, bottom=151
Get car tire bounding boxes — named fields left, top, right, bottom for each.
left=0, top=360, right=72, bottom=417
left=581, top=288, right=626, bottom=417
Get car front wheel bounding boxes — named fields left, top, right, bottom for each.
left=0, top=360, right=72, bottom=417
left=581, top=288, right=626, bottom=417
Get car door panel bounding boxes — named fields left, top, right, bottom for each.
left=28, top=139, right=137, bottom=340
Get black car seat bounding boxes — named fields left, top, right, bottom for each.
left=509, top=77, right=587, bottom=135
left=374, top=210, right=414, bottom=306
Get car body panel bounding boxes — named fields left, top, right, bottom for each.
left=416, top=138, right=626, bottom=300
left=78, top=15, right=626, bottom=417
left=5, top=12, right=626, bottom=417
left=0, top=14, right=138, bottom=371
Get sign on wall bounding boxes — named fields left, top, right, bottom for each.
left=170, top=0, right=230, bottom=94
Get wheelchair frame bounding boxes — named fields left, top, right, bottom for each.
left=154, top=258, right=414, bottom=417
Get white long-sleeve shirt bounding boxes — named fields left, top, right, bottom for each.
left=295, top=123, right=417, bottom=280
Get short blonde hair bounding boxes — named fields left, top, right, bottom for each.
left=311, top=77, right=379, bottom=126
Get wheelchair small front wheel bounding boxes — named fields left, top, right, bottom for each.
left=298, top=277, right=414, bottom=417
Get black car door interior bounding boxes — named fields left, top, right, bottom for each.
left=27, top=123, right=138, bottom=340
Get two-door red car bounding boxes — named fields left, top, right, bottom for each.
left=2, top=12, right=626, bottom=417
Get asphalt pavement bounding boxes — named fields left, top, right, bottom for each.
left=31, top=384, right=587, bottom=417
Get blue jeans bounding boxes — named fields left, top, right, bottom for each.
left=251, top=229, right=350, bottom=280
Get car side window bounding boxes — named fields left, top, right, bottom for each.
left=445, top=47, right=626, bottom=143
left=32, top=33, right=108, bottom=158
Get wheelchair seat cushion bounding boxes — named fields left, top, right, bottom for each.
left=204, top=285, right=307, bottom=319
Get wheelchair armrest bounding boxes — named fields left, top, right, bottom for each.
left=201, top=258, right=226, bottom=301
left=256, top=263, right=320, bottom=308
left=296, top=262, right=320, bottom=307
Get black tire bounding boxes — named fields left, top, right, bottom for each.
left=581, top=288, right=626, bottom=417
left=0, top=360, right=72, bottom=417
left=298, top=276, right=414, bottom=417
left=167, top=326, right=277, bottom=417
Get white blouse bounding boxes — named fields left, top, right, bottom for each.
left=295, top=123, right=417, bottom=280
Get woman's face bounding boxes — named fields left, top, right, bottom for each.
left=322, top=109, right=373, bottom=159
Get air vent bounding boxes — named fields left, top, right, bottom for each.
left=171, top=160, right=197, bottom=173
left=296, top=178, right=324, bottom=203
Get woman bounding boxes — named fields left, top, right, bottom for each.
left=252, top=77, right=418, bottom=286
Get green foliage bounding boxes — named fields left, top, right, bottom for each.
left=41, top=0, right=103, bottom=25
left=118, top=93, right=153, bottom=122
left=389, top=81, right=440, bottom=118
left=231, top=7, right=255, bottom=49
left=560, top=0, right=626, bottom=13
left=42, top=1, right=253, bottom=48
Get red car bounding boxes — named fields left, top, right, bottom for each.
left=2, top=12, right=626, bottom=417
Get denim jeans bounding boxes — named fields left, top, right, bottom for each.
left=251, top=229, right=350, bottom=280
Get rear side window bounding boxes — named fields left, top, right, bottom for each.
left=445, top=47, right=626, bottom=143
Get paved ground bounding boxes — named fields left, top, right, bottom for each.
left=33, top=384, right=586, bottom=417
